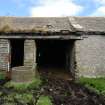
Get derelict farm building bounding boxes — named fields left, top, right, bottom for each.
left=0, top=17, right=105, bottom=81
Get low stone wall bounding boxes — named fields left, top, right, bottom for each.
left=0, top=39, right=9, bottom=71
left=76, top=35, right=105, bottom=77
left=12, top=66, right=35, bottom=82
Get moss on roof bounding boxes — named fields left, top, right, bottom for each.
left=0, top=16, right=105, bottom=35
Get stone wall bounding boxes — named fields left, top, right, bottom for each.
left=1, top=36, right=105, bottom=78
left=0, top=39, right=9, bottom=71
left=66, top=41, right=76, bottom=78
left=69, top=41, right=76, bottom=78
left=76, top=35, right=105, bottom=77
left=24, top=40, right=37, bottom=68
left=12, top=39, right=37, bottom=82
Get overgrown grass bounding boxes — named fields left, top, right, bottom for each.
left=36, top=96, right=53, bottom=105
left=4, top=78, right=42, bottom=91
left=0, top=72, right=5, bottom=80
left=79, top=77, right=105, bottom=95
left=3, top=92, right=34, bottom=104
left=14, top=93, right=33, bottom=104
left=3, top=93, right=53, bottom=105
left=3, top=77, right=53, bottom=105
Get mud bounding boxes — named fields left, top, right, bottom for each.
left=40, top=72, right=105, bottom=105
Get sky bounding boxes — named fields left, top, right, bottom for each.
left=0, top=0, right=105, bottom=17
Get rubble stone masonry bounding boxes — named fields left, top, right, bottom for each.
left=0, top=39, right=9, bottom=71
left=76, top=35, right=105, bottom=77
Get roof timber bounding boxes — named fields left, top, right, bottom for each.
left=0, top=34, right=83, bottom=40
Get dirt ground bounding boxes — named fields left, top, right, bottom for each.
left=40, top=72, right=105, bottom=105
left=38, top=67, right=73, bottom=81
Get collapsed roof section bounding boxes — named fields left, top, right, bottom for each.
left=0, top=16, right=105, bottom=35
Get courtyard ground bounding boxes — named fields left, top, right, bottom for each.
left=0, top=72, right=105, bottom=105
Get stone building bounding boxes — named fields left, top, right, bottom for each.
left=0, top=17, right=105, bottom=81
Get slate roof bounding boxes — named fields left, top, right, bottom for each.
left=0, top=17, right=73, bottom=34
left=0, top=16, right=105, bottom=35
left=70, top=17, right=105, bottom=34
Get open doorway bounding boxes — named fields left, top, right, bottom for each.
left=37, top=40, right=66, bottom=69
left=10, top=39, right=24, bottom=68
left=36, top=40, right=75, bottom=79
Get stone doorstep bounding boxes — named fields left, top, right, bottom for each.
left=12, top=66, right=33, bottom=71
left=11, top=66, right=36, bottom=82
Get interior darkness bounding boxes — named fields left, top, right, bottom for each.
left=36, top=40, right=70, bottom=69
left=10, top=39, right=24, bottom=68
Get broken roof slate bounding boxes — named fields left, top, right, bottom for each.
left=71, top=17, right=105, bottom=34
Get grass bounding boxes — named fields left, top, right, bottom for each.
left=14, top=93, right=33, bottom=104
left=3, top=92, right=34, bottom=104
left=36, top=96, right=53, bottom=105
left=3, top=93, right=52, bottom=105
left=3, top=77, right=53, bottom=105
left=79, top=77, right=105, bottom=95
left=4, top=78, right=42, bottom=91
left=0, top=72, right=5, bottom=80
left=2, top=77, right=53, bottom=105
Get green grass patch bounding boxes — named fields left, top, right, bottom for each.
left=4, top=78, right=42, bottom=91
left=0, top=72, right=5, bottom=80
left=3, top=93, right=53, bottom=105
left=36, top=96, right=53, bottom=105
left=3, top=92, right=34, bottom=105
left=79, top=77, right=105, bottom=95
left=14, top=93, right=33, bottom=104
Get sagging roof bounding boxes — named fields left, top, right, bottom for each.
left=0, top=17, right=74, bottom=34
left=0, top=16, right=105, bottom=35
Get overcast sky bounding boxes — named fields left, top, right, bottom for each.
left=0, top=0, right=105, bottom=17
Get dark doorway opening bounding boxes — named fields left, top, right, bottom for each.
left=10, top=39, right=24, bottom=68
left=36, top=40, right=75, bottom=79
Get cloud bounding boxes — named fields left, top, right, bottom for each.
left=30, top=0, right=83, bottom=17
left=91, top=6, right=105, bottom=16
left=94, top=0, right=105, bottom=5
left=91, top=0, right=105, bottom=16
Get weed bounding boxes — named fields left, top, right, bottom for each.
left=1, top=25, right=12, bottom=33
left=4, top=78, right=42, bottom=91
left=36, top=96, right=53, bottom=105
left=0, top=72, right=5, bottom=80
left=3, top=93, right=16, bottom=104
left=3, top=93, right=33, bottom=105
left=14, top=93, right=33, bottom=104
left=79, top=77, right=105, bottom=95
left=2, top=102, right=16, bottom=105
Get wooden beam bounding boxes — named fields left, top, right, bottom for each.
left=0, top=35, right=83, bottom=40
